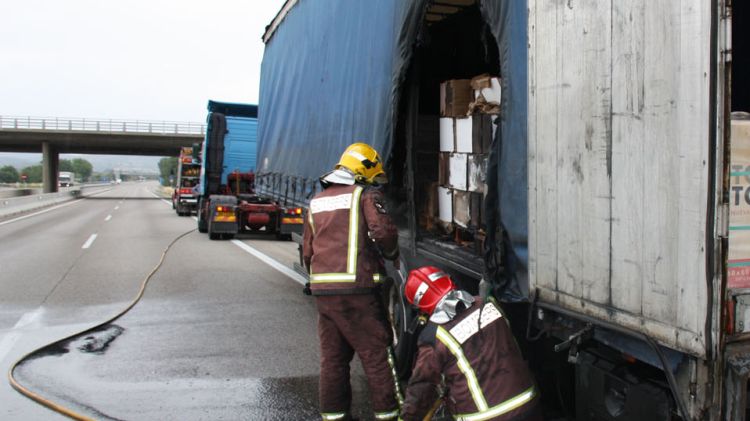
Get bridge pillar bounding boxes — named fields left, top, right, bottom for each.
left=42, top=142, right=59, bottom=193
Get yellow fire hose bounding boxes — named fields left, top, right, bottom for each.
left=422, top=398, right=444, bottom=421
left=7, top=229, right=196, bottom=420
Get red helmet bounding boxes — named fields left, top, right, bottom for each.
left=405, top=266, right=456, bottom=315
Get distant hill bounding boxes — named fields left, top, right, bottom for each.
left=0, top=152, right=163, bottom=175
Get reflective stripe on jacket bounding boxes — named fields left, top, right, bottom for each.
left=401, top=298, right=538, bottom=421
left=302, top=183, right=398, bottom=295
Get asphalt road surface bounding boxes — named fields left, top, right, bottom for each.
left=0, top=181, right=373, bottom=420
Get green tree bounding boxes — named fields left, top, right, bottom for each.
left=20, top=164, right=43, bottom=183
left=59, top=159, right=74, bottom=172
left=70, top=158, right=93, bottom=181
left=158, top=157, right=178, bottom=186
left=0, top=165, right=19, bottom=183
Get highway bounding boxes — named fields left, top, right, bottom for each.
left=0, top=181, right=372, bottom=420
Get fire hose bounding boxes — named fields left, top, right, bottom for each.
left=7, top=228, right=196, bottom=420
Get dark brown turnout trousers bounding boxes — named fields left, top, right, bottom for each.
left=316, top=294, right=400, bottom=419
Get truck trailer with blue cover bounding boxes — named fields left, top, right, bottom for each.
left=256, top=1, right=750, bottom=419
left=196, top=100, right=303, bottom=240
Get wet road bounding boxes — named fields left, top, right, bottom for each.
left=1, top=181, right=373, bottom=420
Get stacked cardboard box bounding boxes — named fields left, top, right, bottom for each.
left=437, top=75, right=501, bottom=233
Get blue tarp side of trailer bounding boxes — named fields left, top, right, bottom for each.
left=257, top=0, right=528, bottom=298
left=257, top=0, right=403, bottom=180
left=480, top=0, right=529, bottom=299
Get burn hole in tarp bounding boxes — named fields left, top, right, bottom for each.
left=390, top=3, right=503, bottom=282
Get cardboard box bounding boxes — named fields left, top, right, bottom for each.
left=449, top=153, right=468, bottom=191
left=455, top=117, right=473, bottom=153
left=439, top=152, right=450, bottom=186
left=468, top=154, right=487, bottom=193
left=453, top=191, right=483, bottom=229
left=453, top=190, right=471, bottom=228
left=476, top=114, right=494, bottom=153
left=454, top=114, right=493, bottom=154
left=438, top=186, right=453, bottom=224
left=471, top=74, right=502, bottom=104
left=420, top=182, right=439, bottom=231
left=470, top=192, right=483, bottom=228
left=440, top=117, right=454, bottom=152
left=470, top=74, right=502, bottom=114
left=730, top=116, right=750, bottom=288
left=440, top=79, right=473, bottom=117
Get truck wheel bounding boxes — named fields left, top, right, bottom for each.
left=275, top=232, right=292, bottom=241
left=197, top=200, right=208, bottom=233
left=386, top=278, right=418, bottom=380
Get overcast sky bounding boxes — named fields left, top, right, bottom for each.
left=0, top=0, right=286, bottom=124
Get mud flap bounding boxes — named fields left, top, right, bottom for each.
left=725, top=342, right=750, bottom=420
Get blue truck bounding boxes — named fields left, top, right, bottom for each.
left=196, top=100, right=303, bottom=240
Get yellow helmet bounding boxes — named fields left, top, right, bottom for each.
left=335, top=143, right=387, bottom=184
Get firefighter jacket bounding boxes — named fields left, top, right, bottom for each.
left=303, top=183, right=398, bottom=295
left=402, top=298, right=539, bottom=421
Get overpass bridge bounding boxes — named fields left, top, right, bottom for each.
left=0, top=115, right=206, bottom=192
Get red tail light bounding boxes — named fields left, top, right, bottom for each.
left=287, top=207, right=303, bottom=215
left=179, top=188, right=192, bottom=195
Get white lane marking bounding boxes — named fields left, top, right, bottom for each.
left=0, top=199, right=83, bottom=227
left=82, top=233, right=98, bottom=249
left=105, top=215, right=112, bottom=222
left=0, top=187, right=115, bottom=227
left=231, top=240, right=306, bottom=286
left=114, top=206, right=119, bottom=210
left=0, top=308, right=44, bottom=363
left=148, top=190, right=173, bottom=206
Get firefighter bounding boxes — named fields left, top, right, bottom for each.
left=302, top=143, right=402, bottom=421
left=401, top=266, right=542, bottom=421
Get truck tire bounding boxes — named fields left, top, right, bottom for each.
left=197, top=198, right=208, bottom=233
left=385, top=277, right=419, bottom=380
left=275, top=232, right=292, bottom=241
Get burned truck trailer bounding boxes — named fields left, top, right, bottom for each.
left=257, top=1, right=750, bottom=419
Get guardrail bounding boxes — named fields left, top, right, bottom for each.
left=0, top=115, right=205, bottom=135
left=0, top=184, right=112, bottom=219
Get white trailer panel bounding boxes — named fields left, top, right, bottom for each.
left=528, top=0, right=712, bottom=357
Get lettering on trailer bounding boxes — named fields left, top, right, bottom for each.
left=730, top=120, right=750, bottom=288
left=731, top=165, right=750, bottom=206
